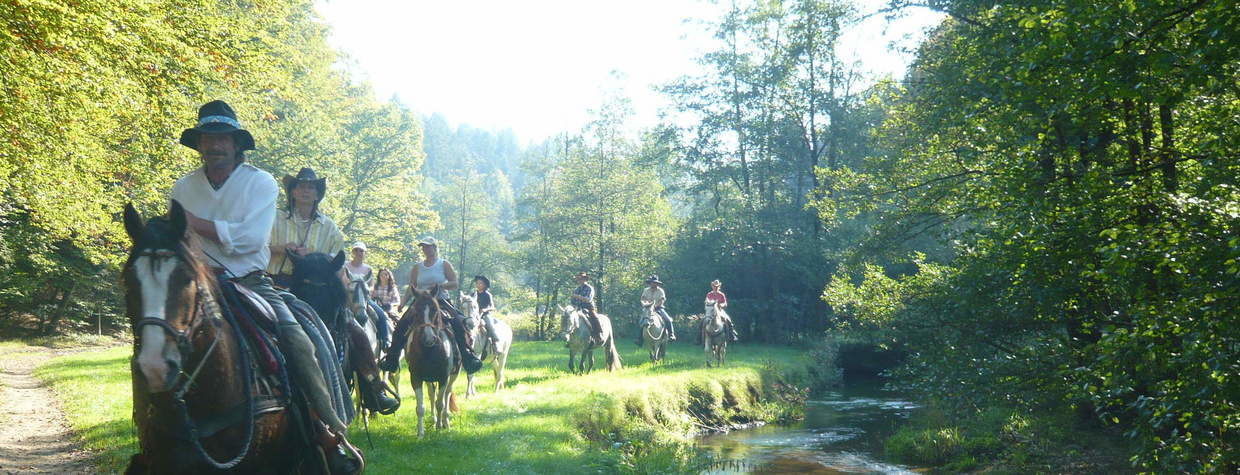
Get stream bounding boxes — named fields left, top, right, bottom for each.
left=696, top=381, right=921, bottom=474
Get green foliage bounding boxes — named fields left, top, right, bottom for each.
left=0, top=0, right=434, bottom=331
left=654, top=0, right=879, bottom=343
left=512, top=98, right=677, bottom=335
left=818, top=0, right=1240, bottom=471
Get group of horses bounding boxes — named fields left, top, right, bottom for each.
left=119, top=202, right=729, bottom=473
left=633, top=301, right=729, bottom=367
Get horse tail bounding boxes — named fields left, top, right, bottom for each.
left=448, top=392, right=459, bottom=412
left=606, top=336, right=622, bottom=372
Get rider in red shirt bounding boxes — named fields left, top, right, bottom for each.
left=705, top=279, right=739, bottom=341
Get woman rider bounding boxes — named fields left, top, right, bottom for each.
left=268, top=167, right=398, bottom=414
left=472, top=275, right=502, bottom=347
left=372, top=269, right=401, bottom=317
left=705, top=279, right=739, bottom=341
left=268, top=167, right=343, bottom=288
left=379, top=237, right=484, bottom=373
left=343, top=241, right=392, bottom=351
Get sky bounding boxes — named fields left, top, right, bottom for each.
left=315, top=0, right=944, bottom=144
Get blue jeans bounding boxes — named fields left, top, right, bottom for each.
left=367, top=300, right=391, bottom=349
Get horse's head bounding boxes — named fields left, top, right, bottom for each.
left=288, top=250, right=346, bottom=321
left=558, top=305, right=575, bottom=341
left=704, top=299, right=719, bottom=317
left=122, top=201, right=211, bottom=393
left=345, top=270, right=369, bottom=317
left=459, top=293, right=479, bottom=329
left=408, top=287, right=440, bottom=326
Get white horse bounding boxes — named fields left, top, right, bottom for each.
left=559, top=305, right=621, bottom=374
left=641, top=304, right=669, bottom=364
left=702, top=300, right=728, bottom=367
left=460, top=293, right=512, bottom=397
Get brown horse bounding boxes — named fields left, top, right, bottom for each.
left=122, top=201, right=309, bottom=473
left=402, top=288, right=460, bottom=437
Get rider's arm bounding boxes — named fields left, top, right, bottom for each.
left=441, top=261, right=459, bottom=291
left=179, top=172, right=278, bottom=254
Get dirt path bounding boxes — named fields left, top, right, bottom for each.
left=0, top=346, right=101, bottom=473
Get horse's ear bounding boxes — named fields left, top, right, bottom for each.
left=168, top=200, right=188, bottom=238
left=123, top=203, right=144, bottom=244
left=331, top=250, right=346, bottom=270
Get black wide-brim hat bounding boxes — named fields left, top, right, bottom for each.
left=179, top=100, right=256, bottom=151
left=282, top=167, right=327, bottom=198
left=645, top=275, right=663, bottom=285
left=473, top=275, right=491, bottom=289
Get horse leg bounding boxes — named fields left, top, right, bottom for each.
left=466, top=372, right=476, bottom=398
left=414, top=382, right=426, bottom=437
left=493, top=350, right=506, bottom=391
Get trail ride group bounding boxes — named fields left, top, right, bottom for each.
left=121, top=101, right=742, bottom=473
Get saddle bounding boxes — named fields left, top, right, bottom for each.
left=218, top=281, right=282, bottom=376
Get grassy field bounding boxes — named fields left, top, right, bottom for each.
left=36, top=339, right=812, bottom=473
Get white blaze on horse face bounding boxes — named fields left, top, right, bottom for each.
left=134, top=255, right=179, bottom=392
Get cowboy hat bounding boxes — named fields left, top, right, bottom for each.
left=473, top=275, right=491, bottom=288
left=351, top=241, right=367, bottom=252
left=179, top=100, right=256, bottom=151
left=282, top=167, right=327, bottom=198
left=645, top=275, right=663, bottom=285
left=574, top=271, right=590, bottom=279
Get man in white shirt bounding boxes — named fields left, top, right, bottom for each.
left=171, top=100, right=361, bottom=473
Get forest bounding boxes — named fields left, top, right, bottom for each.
left=1, top=0, right=1235, bottom=471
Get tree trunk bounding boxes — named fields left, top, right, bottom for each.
left=1158, top=103, right=1177, bottom=193
left=43, top=281, right=77, bottom=335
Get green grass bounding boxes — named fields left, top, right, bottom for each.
left=36, top=340, right=810, bottom=473
left=884, top=404, right=1132, bottom=473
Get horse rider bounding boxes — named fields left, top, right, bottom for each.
left=569, top=271, right=604, bottom=345
left=170, top=100, right=361, bottom=473
left=472, top=275, right=502, bottom=347
left=379, top=237, right=484, bottom=374
left=638, top=275, right=676, bottom=346
left=343, top=241, right=393, bottom=352
left=267, top=167, right=342, bottom=288
left=372, top=269, right=401, bottom=320
left=705, top=279, right=739, bottom=341
left=269, top=168, right=399, bottom=415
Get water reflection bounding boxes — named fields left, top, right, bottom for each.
left=697, top=382, right=919, bottom=474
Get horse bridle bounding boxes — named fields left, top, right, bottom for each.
left=128, top=249, right=254, bottom=470
left=130, top=251, right=222, bottom=399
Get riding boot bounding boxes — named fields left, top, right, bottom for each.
left=725, top=321, right=739, bottom=341
left=380, top=312, right=415, bottom=372
left=438, top=298, right=484, bottom=374
left=447, top=315, right=484, bottom=374
left=347, top=320, right=400, bottom=414
left=585, top=309, right=603, bottom=345
left=315, top=420, right=364, bottom=475
left=664, top=315, right=677, bottom=341
left=277, top=321, right=347, bottom=433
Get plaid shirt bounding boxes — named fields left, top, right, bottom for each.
left=372, top=283, right=400, bottom=308
left=267, top=210, right=344, bottom=276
